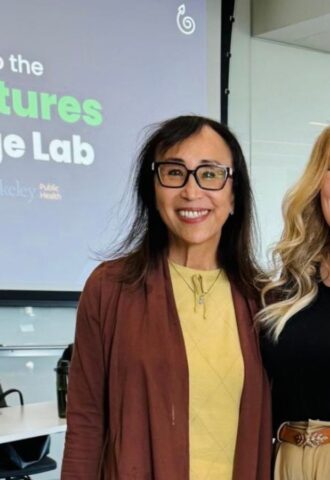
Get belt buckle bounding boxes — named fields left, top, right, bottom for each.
left=295, top=431, right=329, bottom=447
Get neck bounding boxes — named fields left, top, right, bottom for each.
left=168, top=241, right=219, bottom=270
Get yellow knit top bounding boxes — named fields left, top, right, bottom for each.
left=169, top=261, right=244, bottom=480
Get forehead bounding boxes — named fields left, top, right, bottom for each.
left=160, top=125, right=233, bottom=167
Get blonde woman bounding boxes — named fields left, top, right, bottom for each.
left=258, top=127, right=330, bottom=480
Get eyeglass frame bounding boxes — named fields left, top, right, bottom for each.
left=151, top=161, right=234, bottom=191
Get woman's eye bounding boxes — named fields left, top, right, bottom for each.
left=202, top=170, right=216, bottom=179
left=168, top=169, right=184, bottom=177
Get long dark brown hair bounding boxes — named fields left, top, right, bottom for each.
left=111, top=115, right=261, bottom=297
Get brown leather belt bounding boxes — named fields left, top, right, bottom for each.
left=278, top=423, right=330, bottom=447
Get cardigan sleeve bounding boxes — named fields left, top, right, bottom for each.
left=61, top=267, right=107, bottom=480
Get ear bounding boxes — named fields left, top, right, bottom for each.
left=230, top=191, right=235, bottom=215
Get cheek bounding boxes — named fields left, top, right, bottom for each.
left=212, top=186, right=234, bottom=211
left=320, top=179, right=330, bottom=225
left=321, top=178, right=330, bottom=198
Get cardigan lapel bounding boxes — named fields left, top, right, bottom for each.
left=145, top=257, right=190, bottom=479
left=230, top=282, right=266, bottom=480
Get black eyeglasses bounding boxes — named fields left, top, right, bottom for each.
left=152, top=161, right=234, bottom=191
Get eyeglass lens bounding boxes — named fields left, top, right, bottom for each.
left=157, top=163, right=228, bottom=190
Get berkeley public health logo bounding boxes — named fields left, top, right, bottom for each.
left=176, top=4, right=196, bottom=35
left=0, top=178, right=62, bottom=202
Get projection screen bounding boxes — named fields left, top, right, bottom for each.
left=0, top=0, right=221, bottom=294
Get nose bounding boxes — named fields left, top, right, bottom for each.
left=180, top=171, right=203, bottom=200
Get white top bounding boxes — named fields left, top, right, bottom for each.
left=0, top=401, right=67, bottom=444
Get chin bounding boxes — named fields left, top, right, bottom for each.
left=179, top=234, right=220, bottom=250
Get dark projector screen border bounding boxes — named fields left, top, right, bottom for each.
left=0, top=290, right=80, bottom=307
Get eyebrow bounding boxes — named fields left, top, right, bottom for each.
left=162, top=157, right=227, bottom=166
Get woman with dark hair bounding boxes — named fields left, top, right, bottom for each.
left=61, top=115, right=271, bottom=480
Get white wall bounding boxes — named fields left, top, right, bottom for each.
left=230, top=0, right=330, bottom=264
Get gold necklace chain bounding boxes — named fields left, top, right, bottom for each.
left=170, top=261, right=222, bottom=318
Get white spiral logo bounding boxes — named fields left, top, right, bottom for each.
left=176, top=4, right=196, bottom=35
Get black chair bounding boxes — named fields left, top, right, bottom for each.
left=0, top=385, right=57, bottom=480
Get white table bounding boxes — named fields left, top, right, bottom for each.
left=0, top=401, right=67, bottom=444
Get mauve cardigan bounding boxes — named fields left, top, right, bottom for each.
left=61, top=256, right=271, bottom=480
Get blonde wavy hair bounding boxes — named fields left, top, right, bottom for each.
left=257, top=127, right=330, bottom=341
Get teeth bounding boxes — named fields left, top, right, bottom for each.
left=178, top=210, right=208, bottom=218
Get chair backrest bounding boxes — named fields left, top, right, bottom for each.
left=0, top=384, right=24, bottom=407
left=0, top=384, right=6, bottom=408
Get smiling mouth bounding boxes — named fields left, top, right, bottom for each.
left=177, top=209, right=209, bottom=219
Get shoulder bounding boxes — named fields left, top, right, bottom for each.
left=79, top=258, right=127, bottom=309
left=230, top=279, right=259, bottom=312
left=84, top=258, right=126, bottom=288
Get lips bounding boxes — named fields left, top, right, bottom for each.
left=177, top=209, right=209, bottom=219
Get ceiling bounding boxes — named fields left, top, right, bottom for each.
left=256, top=13, right=330, bottom=53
